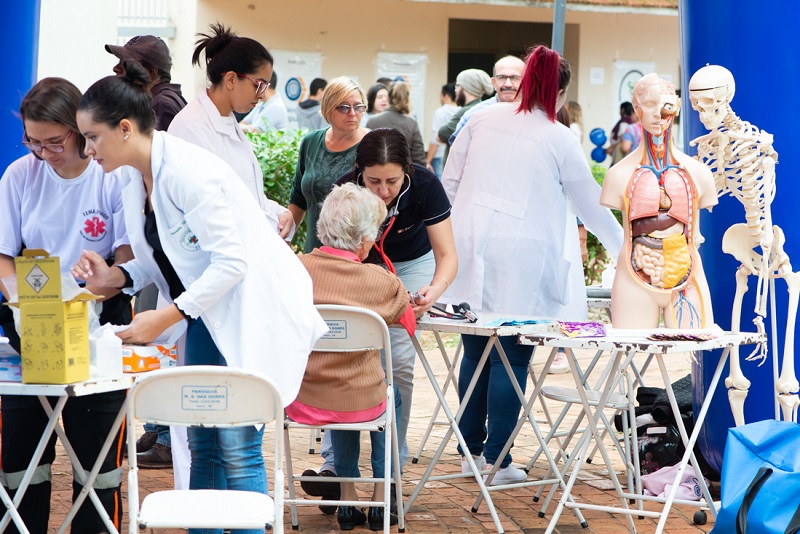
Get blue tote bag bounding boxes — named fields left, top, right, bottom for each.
left=712, top=419, right=800, bottom=534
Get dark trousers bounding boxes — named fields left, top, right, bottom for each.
left=0, top=390, right=127, bottom=534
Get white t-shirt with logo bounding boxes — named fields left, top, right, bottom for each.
left=0, top=155, right=129, bottom=269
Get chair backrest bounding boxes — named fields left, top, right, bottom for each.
left=128, top=365, right=283, bottom=427
left=313, top=304, right=393, bottom=383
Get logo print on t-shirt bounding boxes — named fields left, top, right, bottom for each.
left=81, top=216, right=107, bottom=242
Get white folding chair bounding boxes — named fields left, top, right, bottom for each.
left=126, top=366, right=284, bottom=534
left=284, top=304, right=405, bottom=533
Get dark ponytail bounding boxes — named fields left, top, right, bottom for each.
left=192, top=22, right=273, bottom=86
left=78, top=60, right=156, bottom=133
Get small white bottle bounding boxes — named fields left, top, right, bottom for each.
left=95, top=325, right=123, bottom=379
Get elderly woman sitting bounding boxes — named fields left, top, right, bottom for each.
left=286, top=182, right=414, bottom=530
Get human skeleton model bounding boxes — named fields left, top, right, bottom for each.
left=689, top=64, right=800, bottom=424
left=601, top=73, right=717, bottom=330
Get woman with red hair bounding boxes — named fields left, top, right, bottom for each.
left=441, top=45, right=622, bottom=484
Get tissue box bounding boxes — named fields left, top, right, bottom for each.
left=122, top=343, right=177, bottom=373
left=8, top=250, right=96, bottom=384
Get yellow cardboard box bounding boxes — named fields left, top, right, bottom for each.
left=10, top=250, right=95, bottom=384
left=122, top=343, right=177, bottom=373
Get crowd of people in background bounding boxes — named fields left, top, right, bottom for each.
left=0, top=22, right=629, bottom=533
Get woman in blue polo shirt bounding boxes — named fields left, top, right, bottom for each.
left=337, top=127, right=458, bottom=471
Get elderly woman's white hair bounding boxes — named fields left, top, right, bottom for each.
left=317, top=183, right=387, bottom=252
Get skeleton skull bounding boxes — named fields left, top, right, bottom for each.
left=689, top=65, right=735, bottom=130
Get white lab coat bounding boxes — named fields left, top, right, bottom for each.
left=441, top=104, right=623, bottom=319
left=168, top=89, right=289, bottom=234
left=119, top=131, right=327, bottom=405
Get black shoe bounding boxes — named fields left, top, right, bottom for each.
left=136, top=443, right=172, bottom=469
left=135, top=431, right=158, bottom=453
left=337, top=506, right=366, bottom=531
left=368, top=506, right=398, bottom=531
left=300, top=469, right=340, bottom=515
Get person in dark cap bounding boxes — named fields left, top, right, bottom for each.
left=106, top=35, right=187, bottom=469
left=105, top=35, right=186, bottom=131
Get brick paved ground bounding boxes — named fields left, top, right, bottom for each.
left=45, top=331, right=716, bottom=533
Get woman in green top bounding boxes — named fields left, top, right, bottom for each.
left=289, top=77, right=370, bottom=252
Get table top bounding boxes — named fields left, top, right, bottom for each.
left=416, top=311, right=554, bottom=337
left=0, top=375, right=133, bottom=396
left=519, top=330, right=766, bottom=353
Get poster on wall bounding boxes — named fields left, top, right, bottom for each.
left=376, top=52, right=427, bottom=132
left=270, top=50, right=323, bottom=130
left=612, top=60, right=656, bottom=119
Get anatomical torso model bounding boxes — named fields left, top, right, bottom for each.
left=601, top=73, right=717, bottom=329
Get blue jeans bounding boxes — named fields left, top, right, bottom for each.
left=329, top=394, right=402, bottom=479
left=457, top=334, right=533, bottom=468
left=185, top=318, right=267, bottom=534
left=430, top=157, right=443, bottom=179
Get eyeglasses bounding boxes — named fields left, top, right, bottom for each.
left=22, top=129, right=73, bottom=154
left=494, top=74, right=521, bottom=83
left=335, top=104, right=367, bottom=115
left=234, top=72, right=270, bottom=96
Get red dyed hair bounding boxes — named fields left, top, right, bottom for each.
left=516, top=45, right=571, bottom=122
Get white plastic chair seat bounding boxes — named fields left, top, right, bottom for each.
left=541, top=385, right=630, bottom=409
left=138, top=489, right=274, bottom=529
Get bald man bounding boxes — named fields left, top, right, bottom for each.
left=447, top=55, right=526, bottom=145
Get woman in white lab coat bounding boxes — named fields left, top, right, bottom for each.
left=73, top=62, right=326, bottom=534
left=168, top=23, right=293, bottom=238
left=441, top=45, right=623, bottom=485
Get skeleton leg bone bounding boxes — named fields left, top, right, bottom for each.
left=776, top=271, right=800, bottom=422
left=726, top=265, right=752, bottom=426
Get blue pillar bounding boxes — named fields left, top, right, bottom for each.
left=2, top=1, right=40, bottom=169
left=681, top=1, right=800, bottom=473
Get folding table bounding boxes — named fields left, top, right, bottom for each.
left=518, top=330, right=764, bottom=534
left=0, top=376, right=132, bottom=534
left=405, top=313, right=571, bottom=533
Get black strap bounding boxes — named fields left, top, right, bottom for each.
left=736, top=467, right=773, bottom=534
left=786, top=502, right=800, bottom=534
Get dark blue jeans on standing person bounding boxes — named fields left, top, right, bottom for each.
left=456, top=334, right=534, bottom=469
left=184, top=318, right=268, bottom=534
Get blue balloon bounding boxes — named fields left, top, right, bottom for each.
left=589, top=127, right=607, bottom=147
left=591, top=146, right=607, bottom=163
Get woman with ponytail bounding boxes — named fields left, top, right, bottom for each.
left=0, top=77, right=131, bottom=534
left=441, top=45, right=623, bottom=483
left=73, top=61, right=326, bottom=534
left=168, top=23, right=294, bottom=239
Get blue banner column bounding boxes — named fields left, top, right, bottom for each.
left=1, top=1, right=40, bottom=169
left=681, top=1, right=800, bottom=473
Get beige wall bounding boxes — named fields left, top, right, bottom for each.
left=194, top=0, right=677, bottom=150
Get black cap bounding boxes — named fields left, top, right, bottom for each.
left=105, top=35, right=172, bottom=73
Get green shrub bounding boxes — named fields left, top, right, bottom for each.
left=584, top=163, right=622, bottom=285
left=246, top=127, right=308, bottom=251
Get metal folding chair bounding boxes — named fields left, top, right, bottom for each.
left=284, top=305, right=404, bottom=533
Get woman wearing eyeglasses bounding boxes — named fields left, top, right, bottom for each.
left=168, top=23, right=293, bottom=239
left=288, top=76, right=370, bottom=253
left=0, top=77, right=131, bottom=534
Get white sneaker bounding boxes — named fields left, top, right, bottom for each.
left=461, top=453, right=486, bottom=473
left=547, top=350, right=570, bottom=374
left=484, top=464, right=528, bottom=486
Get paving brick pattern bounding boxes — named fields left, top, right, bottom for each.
left=44, top=332, right=714, bottom=533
